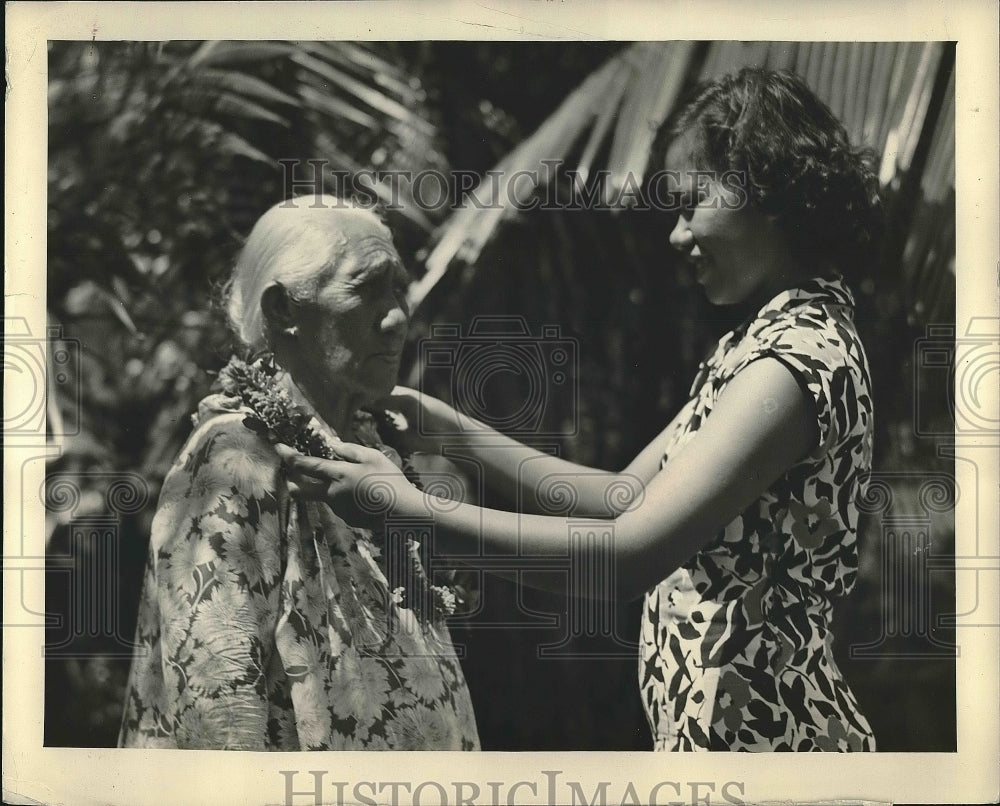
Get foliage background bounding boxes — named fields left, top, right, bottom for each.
left=44, top=40, right=956, bottom=751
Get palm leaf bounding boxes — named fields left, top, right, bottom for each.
left=186, top=68, right=300, bottom=107
left=793, top=41, right=814, bottom=77
left=303, top=40, right=411, bottom=86
left=187, top=40, right=297, bottom=67
left=291, top=50, right=433, bottom=134
left=608, top=42, right=695, bottom=197
left=849, top=43, right=876, bottom=145
left=213, top=92, right=290, bottom=126
left=215, top=131, right=274, bottom=164
left=804, top=40, right=825, bottom=91
left=921, top=68, right=955, bottom=202
left=896, top=43, right=943, bottom=173
left=767, top=42, right=798, bottom=72
left=415, top=45, right=645, bottom=309
left=828, top=42, right=850, bottom=121
left=418, top=40, right=955, bottom=330
left=298, top=82, right=380, bottom=129
left=862, top=41, right=896, bottom=148
left=576, top=60, right=632, bottom=185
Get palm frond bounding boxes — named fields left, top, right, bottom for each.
left=187, top=40, right=298, bottom=68
left=291, top=50, right=433, bottom=134
left=418, top=40, right=955, bottom=325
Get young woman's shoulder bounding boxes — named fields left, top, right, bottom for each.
left=732, top=299, right=872, bottom=458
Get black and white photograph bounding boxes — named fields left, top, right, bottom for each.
left=4, top=2, right=998, bottom=806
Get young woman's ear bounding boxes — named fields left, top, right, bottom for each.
left=260, top=283, right=295, bottom=332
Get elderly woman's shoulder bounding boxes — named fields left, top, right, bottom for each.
left=169, top=392, right=281, bottom=483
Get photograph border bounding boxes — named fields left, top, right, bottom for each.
left=5, top=2, right=998, bottom=805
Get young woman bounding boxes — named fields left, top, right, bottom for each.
left=278, top=68, right=882, bottom=751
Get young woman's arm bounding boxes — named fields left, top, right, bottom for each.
left=384, top=386, right=674, bottom=517
left=289, top=358, right=814, bottom=600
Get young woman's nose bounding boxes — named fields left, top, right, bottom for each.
left=669, top=215, right=695, bottom=252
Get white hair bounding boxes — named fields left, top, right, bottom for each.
left=225, top=196, right=389, bottom=351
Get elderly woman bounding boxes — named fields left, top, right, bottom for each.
left=281, top=69, right=881, bottom=752
left=118, top=198, right=479, bottom=750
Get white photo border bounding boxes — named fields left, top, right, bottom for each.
left=5, top=2, right=998, bottom=805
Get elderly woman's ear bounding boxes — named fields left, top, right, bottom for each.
left=261, top=283, right=298, bottom=339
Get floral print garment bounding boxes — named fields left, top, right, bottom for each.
left=119, top=374, right=479, bottom=750
left=640, top=276, right=877, bottom=751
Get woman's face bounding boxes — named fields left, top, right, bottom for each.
left=663, top=131, right=795, bottom=306
left=292, top=211, right=410, bottom=405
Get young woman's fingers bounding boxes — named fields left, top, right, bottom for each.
left=326, top=441, right=371, bottom=463
left=286, top=473, right=335, bottom=500
left=274, top=443, right=304, bottom=464
left=280, top=450, right=341, bottom=476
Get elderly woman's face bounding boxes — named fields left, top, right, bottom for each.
left=292, top=211, right=409, bottom=404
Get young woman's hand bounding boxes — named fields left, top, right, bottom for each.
left=376, top=385, right=445, bottom=454
left=275, top=442, right=418, bottom=530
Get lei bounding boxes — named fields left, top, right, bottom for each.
left=217, top=354, right=460, bottom=625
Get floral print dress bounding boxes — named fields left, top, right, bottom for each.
left=639, top=276, right=876, bottom=751
left=119, top=372, right=479, bottom=750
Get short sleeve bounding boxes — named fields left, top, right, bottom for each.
left=119, top=414, right=287, bottom=749
left=730, top=316, right=860, bottom=458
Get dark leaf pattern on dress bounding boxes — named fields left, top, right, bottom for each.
left=639, top=277, right=876, bottom=752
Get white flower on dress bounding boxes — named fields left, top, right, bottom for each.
left=327, top=649, right=391, bottom=727
left=406, top=657, right=447, bottom=704
left=222, top=493, right=249, bottom=519
left=160, top=583, right=194, bottom=656
left=185, top=470, right=222, bottom=509
left=269, top=705, right=299, bottom=749
left=135, top=709, right=170, bottom=747
left=213, top=431, right=277, bottom=501
left=187, top=643, right=250, bottom=695
left=193, top=584, right=258, bottom=645
left=162, top=532, right=217, bottom=597
left=362, top=732, right=392, bottom=750
left=383, top=703, right=452, bottom=750
left=198, top=510, right=242, bottom=543
left=162, top=658, right=182, bottom=697
left=176, top=698, right=230, bottom=749
left=294, top=573, right=329, bottom=619
left=290, top=679, right=330, bottom=749
left=280, top=634, right=325, bottom=681
left=132, top=641, right=165, bottom=707
left=205, top=691, right=267, bottom=750
left=225, top=520, right=280, bottom=589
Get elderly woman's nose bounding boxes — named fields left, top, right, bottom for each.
left=380, top=302, right=408, bottom=333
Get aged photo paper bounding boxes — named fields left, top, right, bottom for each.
left=5, top=1, right=998, bottom=805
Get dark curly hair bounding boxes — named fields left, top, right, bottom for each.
left=649, top=67, right=884, bottom=276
